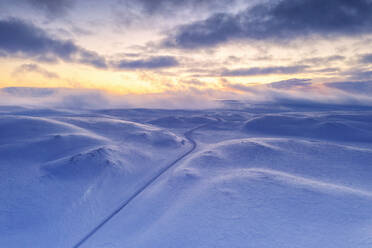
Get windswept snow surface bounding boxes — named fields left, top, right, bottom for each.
left=1, top=106, right=372, bottom=247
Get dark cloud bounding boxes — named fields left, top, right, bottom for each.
left=25, top=0, right=74, bottom=17
left=164, top=0, right=372, bottom=49
left=351, top=70, right=372, bottom=80
left=120, top=0, right=236, bottom=15
left=268, top=78, right=312, bottom=89
left=78, top=50, right=107, bottom=69
left=0, top=18, right=76, bottom=58
left=326, top=81, right=372, bottom=95
left=114, top=56, right=179, bottom=70
left=14, top=63, right=60, bottom=79
left=2, top=87, right=57, bottom=97
left=311, top=67, right=340, bottom=73
left=223, top=78, right=313, bottom=92
left=360, top=54, right=372, bottom=64
left=344, top=67, right=372, bottom=81
left=221, top=65, right=308, bottom=77
left=0, top=18, right=107, bottom=69
left=300, top=55, right=345, bottom=65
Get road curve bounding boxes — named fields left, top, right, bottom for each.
left=72, top=123, right=208, bottom=248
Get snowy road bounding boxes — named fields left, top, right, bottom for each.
left=72, top=123, right=210, bottom=248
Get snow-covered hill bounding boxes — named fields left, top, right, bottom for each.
left=1, top=107, right=372, bottom=247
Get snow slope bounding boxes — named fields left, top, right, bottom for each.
left=1, top=107, right=372, bottom=247
left=0, top=112, right=189, bottom=247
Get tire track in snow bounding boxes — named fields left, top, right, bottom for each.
left=72, top=122, right=212, bottom=248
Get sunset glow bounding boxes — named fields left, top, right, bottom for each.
left=1, top=0, right=371, bottom=96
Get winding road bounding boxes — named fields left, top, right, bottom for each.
left=72, top=123, right=210, bottom=248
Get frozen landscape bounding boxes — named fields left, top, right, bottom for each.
left=2, top=0, right=372, bottom=246
left=1, top=91, right=372, bottom=248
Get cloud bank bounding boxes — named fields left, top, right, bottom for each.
left=0, top=18, right=107, bottom=68
left=0, top=18, right=183, bottom=72
left=1, top=80, right=372, bottom=110
left=164, top=0, right=372, bottom=49
left=114, top=56, right=179, bottom=70
left=0, top=87, right=224, bottom=110
left=221, top=66, right=309, bottom=77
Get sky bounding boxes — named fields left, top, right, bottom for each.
left=0, top=0, right=372, bottom=101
